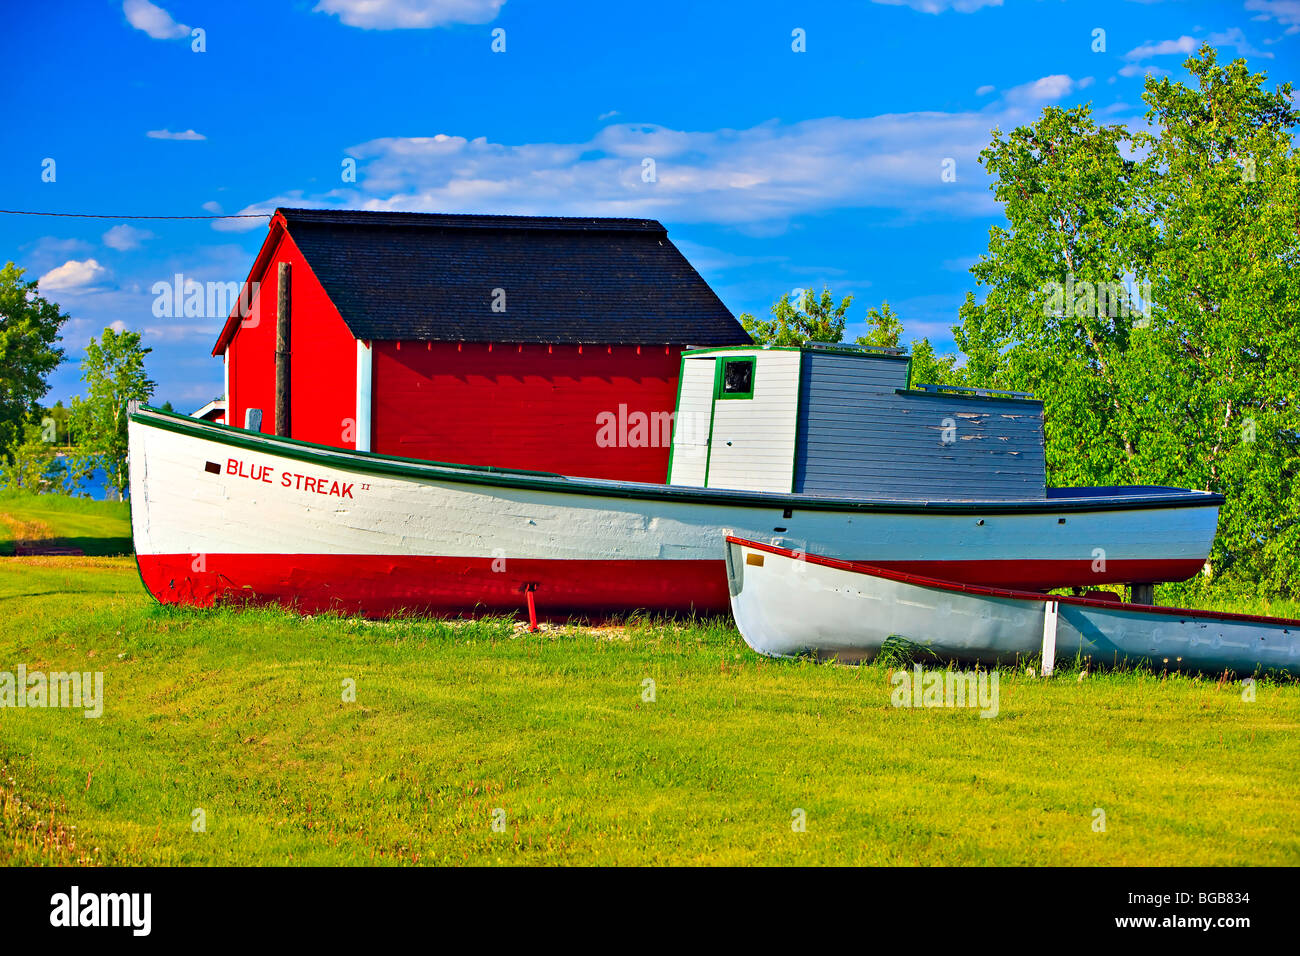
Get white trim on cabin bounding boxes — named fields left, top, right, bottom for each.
left=356, top=339, right=373, bottom=452
left=668, top=357, right=715, bottom=486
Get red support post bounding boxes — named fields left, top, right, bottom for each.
left=526, top=585, right=539, bottom=632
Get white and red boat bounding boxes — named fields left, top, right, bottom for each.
left=725, top=536, right=1300, bottom=674
left=128, top=405, right=1222, bottom=619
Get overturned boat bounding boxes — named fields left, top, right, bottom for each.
left=725, top=536, right=1300, bottom=675
left=128, top=352, right=1222, bottom=617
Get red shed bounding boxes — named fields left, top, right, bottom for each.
left=212, top=209, right=749, bottom=482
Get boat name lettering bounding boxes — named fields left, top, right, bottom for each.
left=225, top=458, right=355, bottom=498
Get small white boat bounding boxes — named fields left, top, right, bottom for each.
left=726, top=536, right=1300, bottom=675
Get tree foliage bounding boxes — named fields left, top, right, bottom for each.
left=0, top=263, right=67, bottom=462
left=956, top=45, right=1300, bottom=590
left=68, top=328, right=156, bottom=498
left=740, top=288, right=852, bottom=346
left=742, top=290, right=961, bottom=388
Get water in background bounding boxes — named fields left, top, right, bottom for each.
left=78, top=464, right=125, bottom=501
left=48, top=455, right=127, bottom=501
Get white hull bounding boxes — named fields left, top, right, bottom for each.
left=726, top=537, right=1300, bottom=674
left=128, top=407, right=1223, bottom=618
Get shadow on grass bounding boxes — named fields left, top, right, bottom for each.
left=0, top=536, right=134, bottom=557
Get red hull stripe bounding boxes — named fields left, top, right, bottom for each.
left=136, top=553, right=1209, bottom=619
left=860, top=558, right=1207, bottom=590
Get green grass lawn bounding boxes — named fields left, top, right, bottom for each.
left=1, top=555, right=1296, bottom=866
left=0, top=492, right=132, bottom=556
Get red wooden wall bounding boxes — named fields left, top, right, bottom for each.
left=372, top=342, right=682, bottom=481
left=222, top=228, right=686, bottom=482
left=225, top=231, right=357, bottom=448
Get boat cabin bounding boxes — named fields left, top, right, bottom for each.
left=667, top=344, right=1046, bottom=500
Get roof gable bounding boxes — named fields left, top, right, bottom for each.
left=218, top=208, right=750, bottom=349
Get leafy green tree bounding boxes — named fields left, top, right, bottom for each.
left=0, top=263, right=67, bottom=463
left=0, top=416, right=60, bottom=493
left=744, top=289, right=962, bottom=388
left=853, top=300, right=960, bottom=387
left=740, top=287, right=852, bottom=346
left=68, top=328, right=156, bottom=498
left=855, top=300, right=904, bottom=349
left=956, top=44, right=1299, bottom=590
left=906, top=337, right=960, bottom=389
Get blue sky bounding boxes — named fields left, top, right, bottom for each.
left=1, top=0, right=1295, bottom=411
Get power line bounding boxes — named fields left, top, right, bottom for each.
left=0, top=209, right=271, bottom=220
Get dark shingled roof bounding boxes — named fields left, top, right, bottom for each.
left=276, top=208, right=750, bottom=345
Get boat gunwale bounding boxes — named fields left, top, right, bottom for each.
left=727, top=536, right=1300, bottom=628
left=130, top=405, right=1225, bottom=516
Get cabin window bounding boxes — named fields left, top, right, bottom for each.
left=716, top=358, right=755, bottom=400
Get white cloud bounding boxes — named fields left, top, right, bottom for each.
left=146, top=128, right=206, bottom=140
left=871, top=0, right=1002, bottom=12
left=216, top=75, right=1110, bottom=234
left=1246, top=0, right=1300, bottom=36
left=22, top=236, right=94, bottom=266
left=1125, top=35, right=1198, bottom=60
left=598, top=110, right=621, bottom=121
left=1118, top=63, right=1170, bottom=78
left=1003, top=74, right=1078, bottom=105
left=201, top=200, right=223, bottom=214
left=1206, top=26, right=1273, bottom=57
left=330, top=116, right=1003, bottom=227
left=313, top=0, right=506, bottom=29
left=38, top=259, right=111, bottom=292
left=1125, top=28, right=1274, bottom=66
left=975, top=84, right=995, bottom=96
left=103, top=224, right=155, bottom=251
left=211, top=197, right=305, bottom=232
left=123, top=0, right=189, bottom=39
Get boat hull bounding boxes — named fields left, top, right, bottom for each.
left=129, top=408, right=1222, bottom=619
left=726, top=537, right=1300, bottom=674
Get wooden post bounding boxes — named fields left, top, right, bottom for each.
left=1130, top=583, right=1154, bottom=605
left=1040, top=600, right=1058, bottom=677
left=275, top=262, right=291, bottom=437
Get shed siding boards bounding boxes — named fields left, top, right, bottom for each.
left=667, top=357, right=716, bottom=486
left=371, top=342, right=682, bottom=482
left=705, top=349, right=801, bottom=493
left=225, top=230, right=357, bottom=447
left=794, top=351, right=1045, bottom=500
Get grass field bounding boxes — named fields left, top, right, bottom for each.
left=1, top=492, right=1297, bottom=865
left=0, top=492, right=131, bottom=556
left=1, top=545, right=1297, bottom=866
